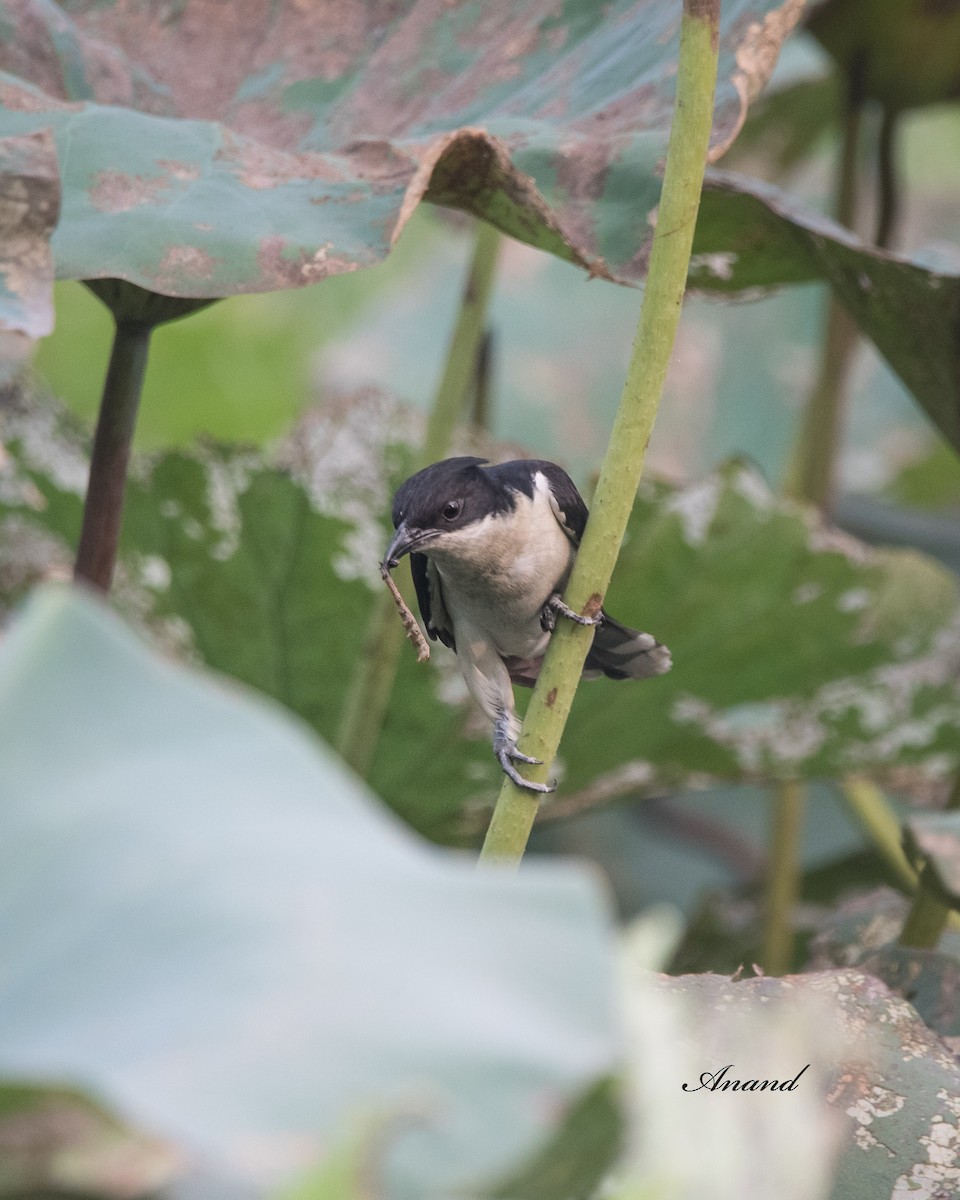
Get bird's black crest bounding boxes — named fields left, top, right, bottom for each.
left=391, top=456, right=587, bottom=543
left=391, top=456, right=514, bottom=532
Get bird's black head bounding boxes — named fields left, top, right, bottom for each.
left=383, top=456, right=515, bottom=568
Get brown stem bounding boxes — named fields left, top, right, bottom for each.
left=875, top=105, right=899, bottom=250
left=74, top=320, right=152, bottom=592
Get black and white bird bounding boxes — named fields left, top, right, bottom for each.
left=383, top=457, right=671, bottom=792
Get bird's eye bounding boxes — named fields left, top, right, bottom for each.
left=442, top=499, right=462, bottom=521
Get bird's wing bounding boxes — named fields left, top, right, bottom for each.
left=410, top=551, right=456, bottom=651
left=538, top=461, right=589, bottom=546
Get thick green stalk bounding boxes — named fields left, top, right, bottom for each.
left=479, top=0, right=720, bottom=864
left=74, top=320, right=152, bottom=592
left=843, top=776, right=960, bottom=935
left=841, top=775, right=917, bottom=891
left=761, top=779, right=805, bottom=975
left=899, top=868, right=951, bottom=948
left=783, top=71, right=863, bottom=510
left=421, top=220, right=502, bottom=464
left=337, top=220, right=502, bottom=775
left=899, top=773, right=960, bottom=949
left=773, top=72, right=864, bottom=972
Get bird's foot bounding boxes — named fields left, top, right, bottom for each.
left=493, top=717, right=555, bottom=794
left=541, top=593, right=604, bottom=632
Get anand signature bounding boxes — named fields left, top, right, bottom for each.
left=683, top=1064, right=810, bottom=1093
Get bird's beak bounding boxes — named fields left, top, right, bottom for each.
left=382, top=522, right=436, bottom=569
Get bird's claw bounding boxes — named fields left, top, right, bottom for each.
left=497, top=746, right=556, bottom=793
left=509, top=745, right=542, bottom=765
left=493, top=720, right=555, bottom=793
left=543, top=593, right=603, bottom=630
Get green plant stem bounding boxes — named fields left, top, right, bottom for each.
left=471, top=329, right=494, bottom=432
left=899, top=773, right=960, bottom=949
left=841, top=775, right=918, bottom=891
left=776, top=73, right=864, bottom=964
left=899, top=867, right=951, bottom=948
left=783, top=71, right=863, bottom=511
left=875, top=104, right=899, bottom=251
left=337, top=220, right=502, bottom=776
left=479, top=0, right=720, bottom=865
left=761, top=778, right=805, bottom=975
left=422, top=220, right=502, bottom=463
left=74, top=319, right=152, bottom=592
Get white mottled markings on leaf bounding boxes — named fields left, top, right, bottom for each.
left=663, top=476, right=722, bottom=546
left=276, top=387, right=420, bottom=588
left=139, top=554, right=172, bottom=591
left=671, top=694, right=827, bottom=774
left=892, top=1105, right=960, bottom=1197
left=837, top=588, right=870, bottom=613
left=792, top=582, right=822, bottom=604
left=205, top=453, right=256, bottom=562
left=806, top=519, right=872, bottom=563
left=846, top=1085, right=905, bottom=1126
left=731, top=464, right=775, bottom=511
left=688, top=251, right=737, bottom=280
left=0, top=387, right=89, bottom=496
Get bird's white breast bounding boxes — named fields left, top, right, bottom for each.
left=426, top=471, right=575, bottom=659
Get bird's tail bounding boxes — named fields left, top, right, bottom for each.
left=583, top=613, right=672, bottom=681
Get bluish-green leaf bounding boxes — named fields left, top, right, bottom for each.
left=0, top=0, right=800, bottom=294
left=0, top=584, right=618, bottom=1197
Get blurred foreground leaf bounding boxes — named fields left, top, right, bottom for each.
left=0, top=1080, right=181, bottom=1200
left=0, top=584, right=617, bottom=1197
left=480, top=1077, right=624, bottom=1200
left=4, top=390, right=960, bottom=841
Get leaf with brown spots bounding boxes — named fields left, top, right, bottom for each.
left=0, top=0, right=801, bottom=297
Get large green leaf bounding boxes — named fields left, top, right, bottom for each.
left=693, top=168, right=960, bottom=451
left=0, top=0, right=801, bottom=295
left=0, top=584, right=618, bottom=1198
left=0, top=130, right=58, bottom=374
left=559, top=463, right=960, bottom=798
left=4, top=389, right=960, bottom=841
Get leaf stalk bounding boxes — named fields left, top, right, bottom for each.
left=761, top=778, right=805, bottom=975
left=74, top=319, right=152, bottom=592
left=479, top=0, right=721, bottom=864
left=337, top=220, right=502, bottom=775
left=899, top=773, right=960, bottom=949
